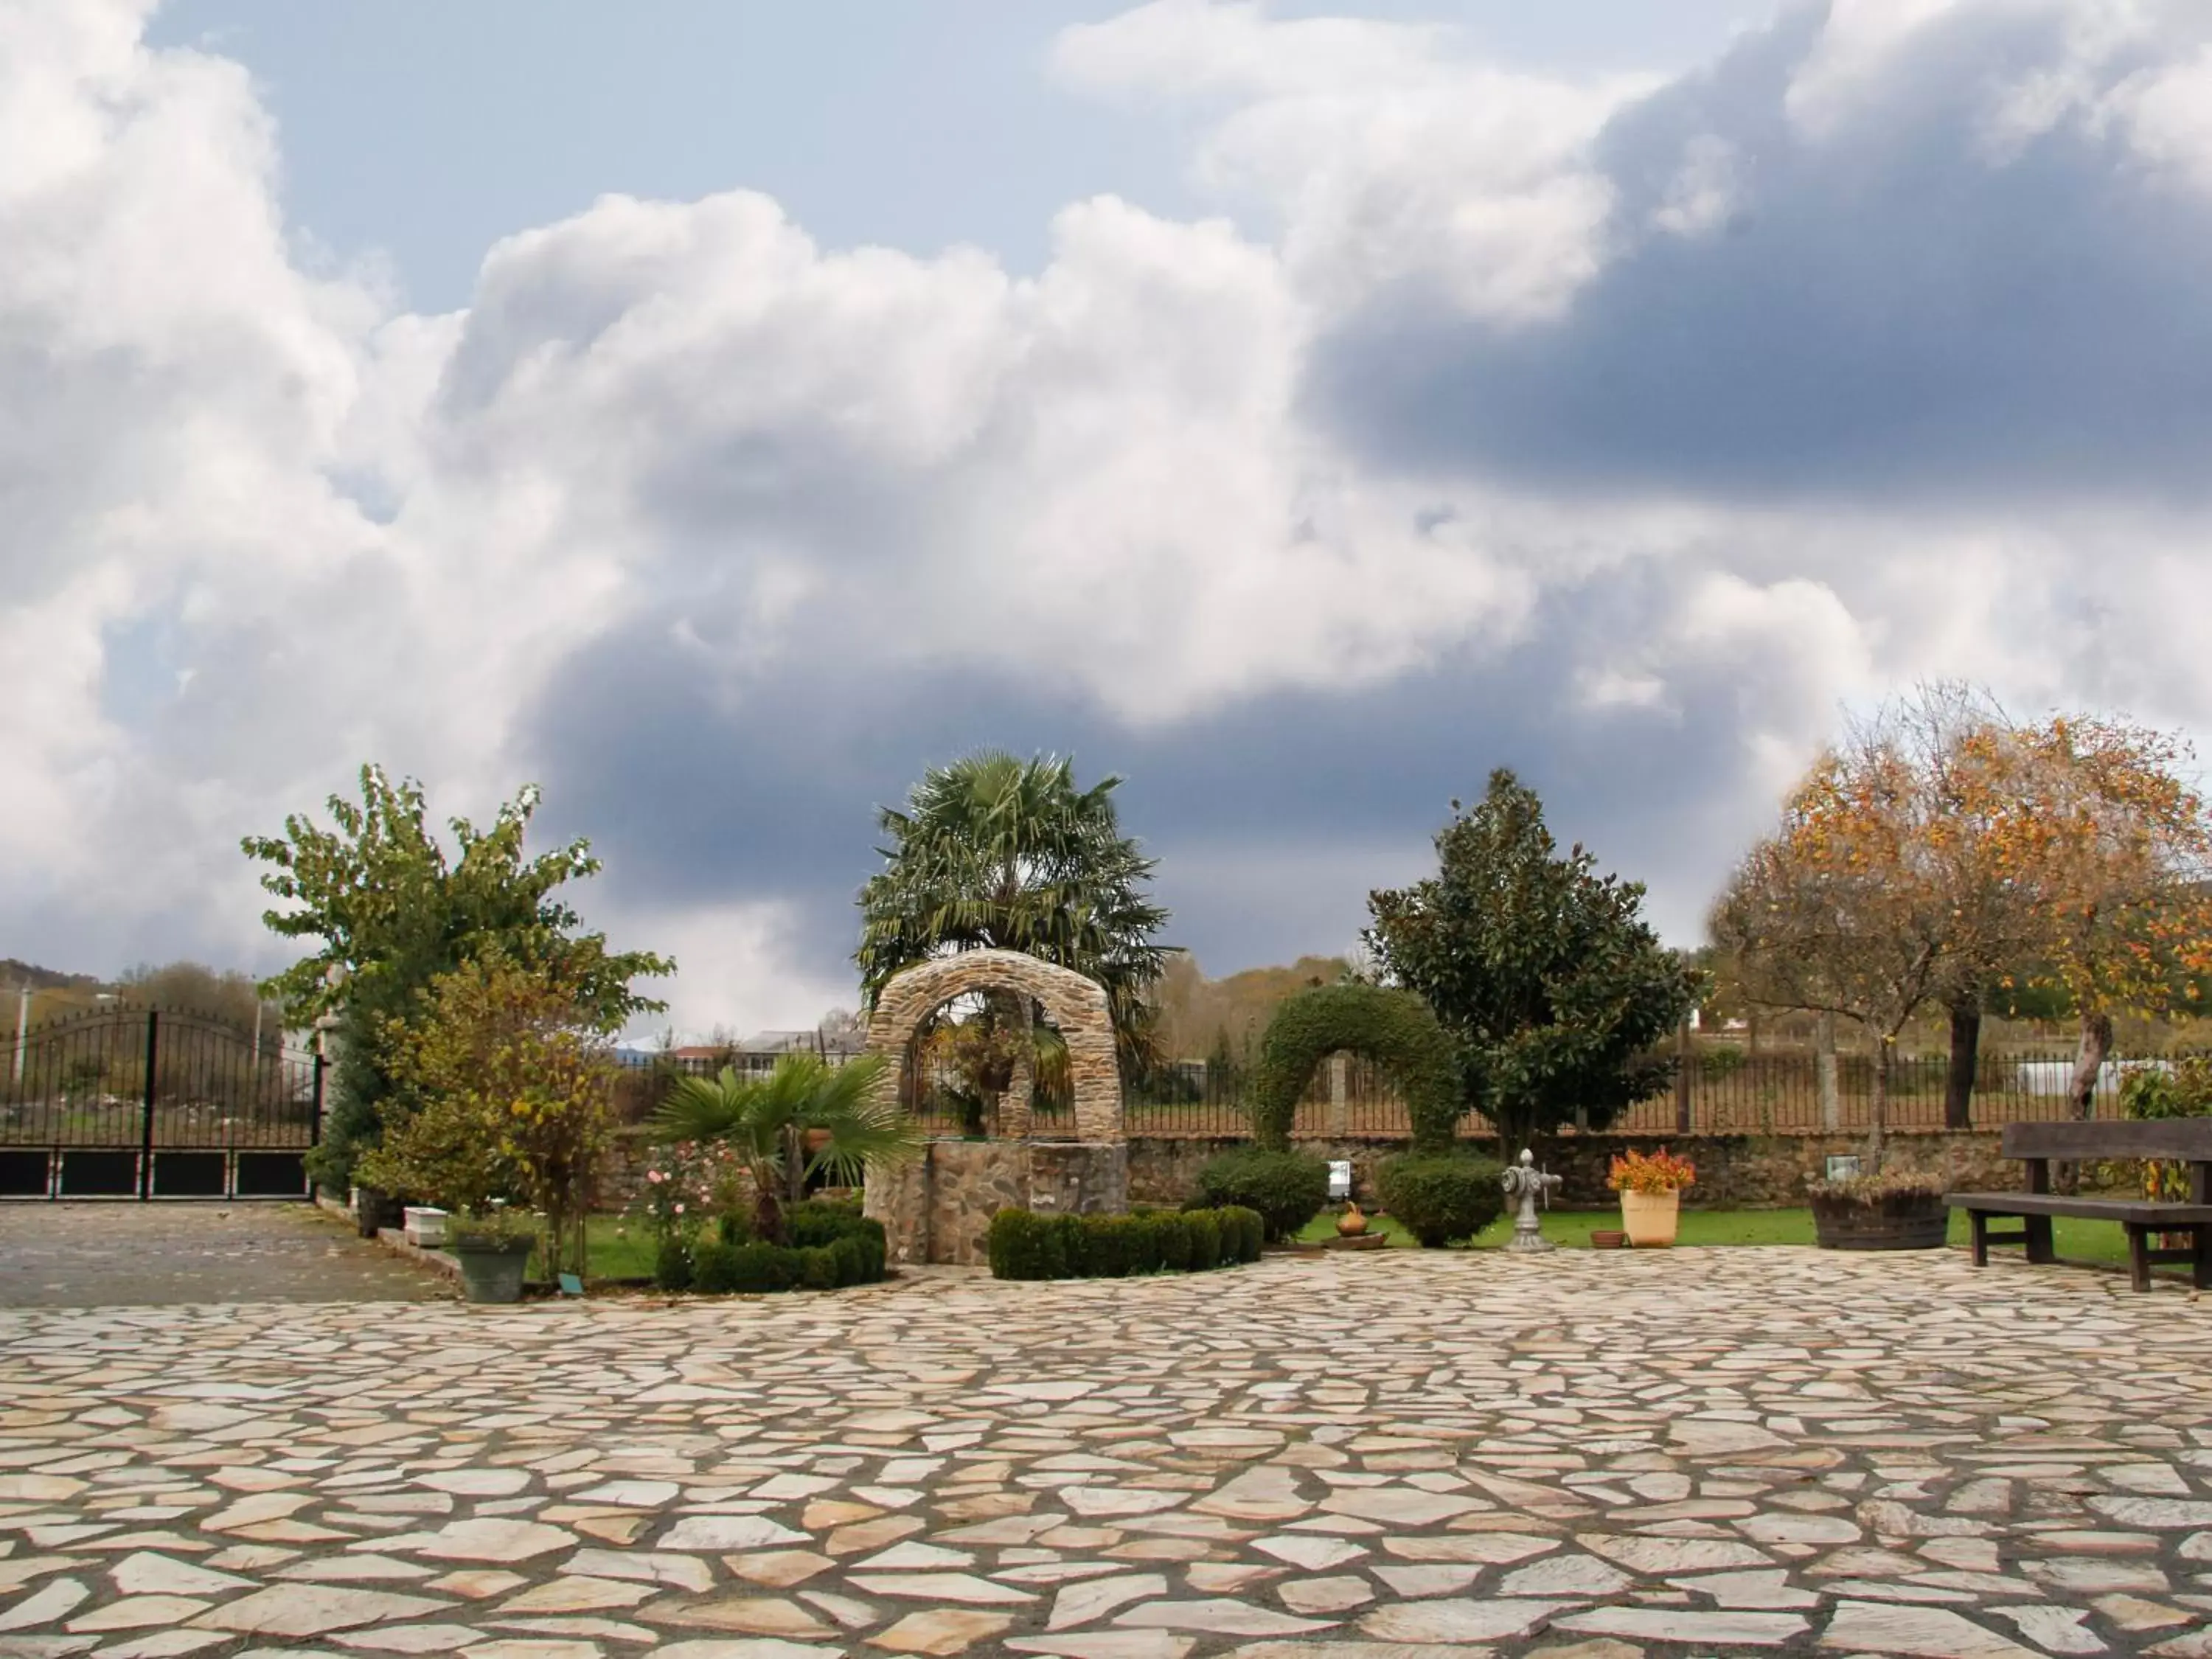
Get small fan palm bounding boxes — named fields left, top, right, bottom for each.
left=651, top=1054, right=919, bottom=1242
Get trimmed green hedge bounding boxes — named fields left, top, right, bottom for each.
left=655, top=1199, right=888, bottom=1294
left=1248, top=984, right=1464, bottom=1153
left=1195, top=1148, right=1330, bottom=1242
left=988, top=1206, right=1265, bottom=1281
left=1377, top=1152, right=1504, bottom=1248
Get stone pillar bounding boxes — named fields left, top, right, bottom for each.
left=1328, top=1052, right=1349, bottom=1137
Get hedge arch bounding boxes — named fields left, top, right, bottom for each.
left=1249, top=984, right=1461, bottom=1154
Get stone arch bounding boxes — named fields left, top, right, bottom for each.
left=864, top=947, right=1123, bottom=1144
left=1249, top=984, right=1462, bottom=1154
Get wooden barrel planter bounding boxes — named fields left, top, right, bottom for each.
left=1810, top=1188, right=1947, bottom=1251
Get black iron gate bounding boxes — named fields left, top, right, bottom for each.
left=0, top=1006, right=322, bottom=1200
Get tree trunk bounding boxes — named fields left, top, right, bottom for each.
left=2057, top=1010, right=2113, bottom=1195
left=1816, top=1011, right=1840, bottom=1133
left=1944, top=991, right=1980, bottom=1131
left=1863, top=1040, right=1891, bottom=1172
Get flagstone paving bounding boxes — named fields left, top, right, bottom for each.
left=0, top=1246, right=2207, bottom=1657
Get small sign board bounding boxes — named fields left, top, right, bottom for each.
left=1327, top=1160, right=1353, bottom=1200
left=557, top=1272, right=585, bottom=1297
left=1824, top=1155, right=1862, bottom=1183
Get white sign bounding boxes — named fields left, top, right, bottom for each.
left=1327, top=1160, right=1352, bottom=1200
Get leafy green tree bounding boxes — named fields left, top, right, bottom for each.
left=855, top=751, right=1170, bottom=1071
left=651, top=1055, right=920, bottom=1244
left=354, top=950, right=619, bottom=1275
left=243, top=765, right=671, bottom=1192
left=1364, top=769, right=1695, bottom=1148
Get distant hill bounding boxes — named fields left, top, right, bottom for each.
left=0, top=959, right=102, bottom=994
left=1150, top=953, right=1353, bottom=1062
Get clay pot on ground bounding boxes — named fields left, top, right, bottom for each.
left=1336, top=1202, right=1368, bottom=1237
left=1619, top=1189, right=1680, bottom=1248
left=1590, top=1229, right=1627, bottom=1251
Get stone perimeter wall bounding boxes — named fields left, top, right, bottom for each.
left=603, top=1127, right=2065, bottom=1215
left=1125, top=1130, right=2046, bottom=1211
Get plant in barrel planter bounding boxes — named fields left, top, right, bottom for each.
left=1807, top=1169, right=1948, bottom=1250
left=1607, top=1147, right=1696, bottom=1247
left=444, top=1206, right=540, bottom=1302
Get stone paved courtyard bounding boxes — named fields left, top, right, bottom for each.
left=0, top=1248, right=2208, bottom=1658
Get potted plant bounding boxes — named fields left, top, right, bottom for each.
left=445, top=1205, right=540, bottom=1302
left=1807, top=1169, right=1947, bottom=1250
left=1608, top=1147, right=1696, bottom=1247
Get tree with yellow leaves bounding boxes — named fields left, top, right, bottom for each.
left=1714, top=685, right=2212, bottom=1161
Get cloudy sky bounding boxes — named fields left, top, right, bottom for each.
left=7, top=0, right=2212, bottom=1040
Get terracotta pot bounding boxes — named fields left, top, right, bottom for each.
left=1336, top=1202, right=1368, bottom=1238
left=1590, top=1230, right=1627, bottom=1251
left=1619, top=1188, right=1680, bottom=1248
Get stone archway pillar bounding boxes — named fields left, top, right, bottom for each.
left=861, top=949, right=1127, bottom=1266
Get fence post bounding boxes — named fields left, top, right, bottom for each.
left=1674, top=1015, right=1692, bottom=1134
left=310, top=1051, right=326, bottom=1149
left=138, top=1010, right=159, bottom=1200
left=1817, top=1011, right=1840, bottom=1133
left=1329, top=1053, right=1349, bottom=1138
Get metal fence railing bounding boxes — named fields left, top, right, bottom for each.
left=622, top=1041, right=2177, bottom=1141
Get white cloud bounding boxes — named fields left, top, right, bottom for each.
left=8, top=0, right=2212, bottom=1012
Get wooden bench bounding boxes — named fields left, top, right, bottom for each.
left=1946, top=1121, right=2212, bottom=1292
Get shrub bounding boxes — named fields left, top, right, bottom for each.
left=988, top=1208, right=1068, bottom=1280
left=786, top=1198, right=867, bottom=1248
left=1217, top=1205, right=1265, bottom=1263
left=717, top=1210, right=752, bottom=1246
left=1184, top=1209, right=1222, bottom=1271
left=728, top=1241, right=798, bottom=1294
left=1152, top=1211, right=1193, bottom=1273
left=653, top=1235, right=694, bottom=1293
left=829, top=1234, right=867, bottom=1287
left=690, top=1239, right=743, bottom=1294
left=985, top=1206, right=1261, bottom=1279
left=797, top=1247, right=840, bottom=1291
left=1195, top=1149, right=1331, bottom=1242
left=1379, top=1153, right=1505, bottom=1248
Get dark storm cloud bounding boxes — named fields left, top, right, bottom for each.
left=1308, top=3, right=2212, bottom=504
left=524, top=569, right=1775, bottom=994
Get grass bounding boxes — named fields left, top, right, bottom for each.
left=1295, top=1204, right=2150, bottom=1267
left=528, top=1214, right=659, bottom=1283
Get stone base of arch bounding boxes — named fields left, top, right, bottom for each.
left=866, top=1139, right=1129, bottom=1267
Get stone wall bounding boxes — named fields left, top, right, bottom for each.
left=1126, top=1130, right=2039, bottom=1210
left=866, top=1139, right=1130, bottom=1267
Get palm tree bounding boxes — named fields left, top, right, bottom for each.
left=650, top=1054, right=919, bottom=1243
left=855, top=751, right=1171, bottom=1072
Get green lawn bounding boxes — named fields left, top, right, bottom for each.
left=529, top=1215, right=659, bottom=1283
left=1294, top=1205, right=2148, bottom=1267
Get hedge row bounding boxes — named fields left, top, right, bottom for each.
left=989, top=1205, right=1265, bottom=1281
left=653, top=1200, right=888, bottom=1295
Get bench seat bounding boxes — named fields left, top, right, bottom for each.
left=1946, top=1193, right=2212, bottom=1225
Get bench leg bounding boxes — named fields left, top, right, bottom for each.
left=2025, top=1214, right=2055, bottom=1265
left=1969, top=1211, right=1989, bottom=1267
left=2195, top=1225, right=2211, bottom=1291
left=2126, top=1225, right=2152, bottom=1293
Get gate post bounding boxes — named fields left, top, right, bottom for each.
left=1674, top=1014, right=1693, bottom=1135
left=139, top=1010, right=159, bottom=1200
left=310, top=1051, right=326, bottom=1148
